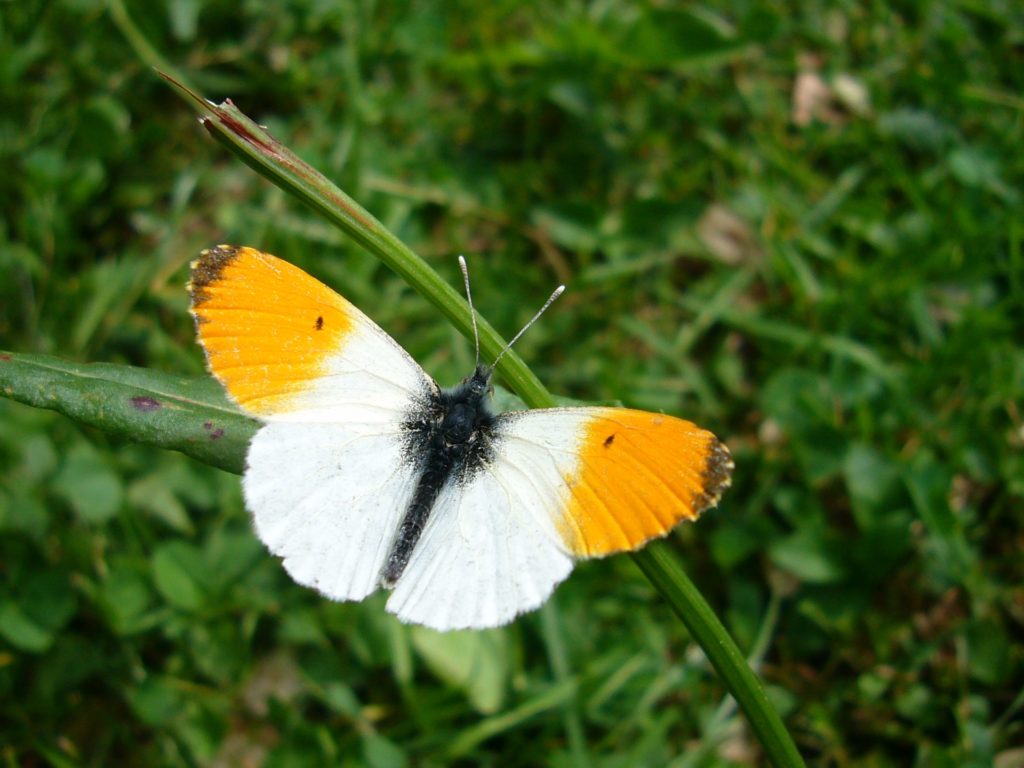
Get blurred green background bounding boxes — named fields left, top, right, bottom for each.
left=2, top=1, right=1022, bottom=765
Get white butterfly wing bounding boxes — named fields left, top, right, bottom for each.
left=190, top=245, right=433, bottom=601
left=245, top=422, right=419, bottom=601
left=385, top=458, right=573, bottom=630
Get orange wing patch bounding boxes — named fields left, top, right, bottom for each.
left=558, top=409, right=733, bottom=557
left=189, top=245, right=353, bottom=416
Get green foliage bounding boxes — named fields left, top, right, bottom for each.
left=2, top=0, right=1022, bottom=765
left=0, top=352, right=258, bottom=473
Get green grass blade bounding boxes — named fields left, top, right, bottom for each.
left=444, top=678, right=581, bottom=759
left=634, top=542, right=804, bottom=767
left=156, top=71, right=556, bottom=411
left=0, top=76, right=805, bottom=765
left=0, top=351, right=257, bottom=474
left=153, top=74, right=803, bottom=765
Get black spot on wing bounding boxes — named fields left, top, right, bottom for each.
left=315, top=315, right=324, bottom=330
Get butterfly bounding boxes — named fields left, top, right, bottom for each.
left=189, top=245, right=732, bottom=631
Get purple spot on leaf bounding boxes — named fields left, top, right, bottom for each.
left=131, top=396, right=162, bottom=412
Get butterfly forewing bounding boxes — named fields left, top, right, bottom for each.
left=189, top=245, right=436, bottom=421
left=495, top=408, right=733, bottom=558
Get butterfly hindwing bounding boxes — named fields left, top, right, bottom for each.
left=385, top=465, right=574, bottom=630
left=246, top=421, right=419, bottom=602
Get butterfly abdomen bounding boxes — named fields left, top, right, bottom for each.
left=383, top=369, right=498, bottom=586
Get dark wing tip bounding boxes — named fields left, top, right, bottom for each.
left=188, top=244, right=242, bottom=306
left=692, top=437, right=734, bottom=515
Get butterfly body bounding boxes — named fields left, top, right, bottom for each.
left=190, top=245, right=732, bottom=630
left=387, top=366, right=497, bottom=587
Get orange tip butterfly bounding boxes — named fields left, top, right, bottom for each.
left=189, top=245, right=733, bottom=631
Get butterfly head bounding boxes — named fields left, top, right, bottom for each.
left=464, top=364, right=494, bottom=399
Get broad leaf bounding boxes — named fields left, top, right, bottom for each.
left=0, top=351, right=256, bottom=474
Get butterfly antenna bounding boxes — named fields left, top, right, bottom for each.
left=458, top=255, right=481, bottom=367
left=491, top=283, right=566, bottom=370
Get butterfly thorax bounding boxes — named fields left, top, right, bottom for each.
left=383, top=366, right=497, bottom=587
left=440, top=371, right=491, bottom=443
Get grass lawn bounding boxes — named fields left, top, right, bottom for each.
left=1, top=1, right=1022, bottom=765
